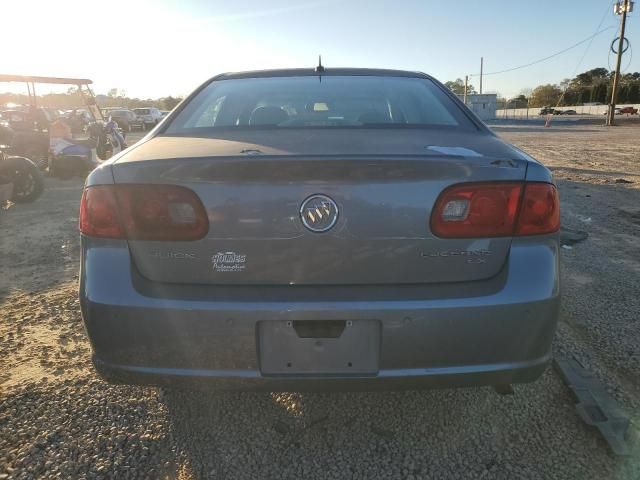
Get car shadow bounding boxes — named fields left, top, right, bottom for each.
left=159, top=367, right=635, bottom=479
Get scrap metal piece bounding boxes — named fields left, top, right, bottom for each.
left=560, top=227, right=589, bottom=247
left=554, top=357, right=631, bottom=456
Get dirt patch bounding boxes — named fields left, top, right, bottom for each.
left=0, top=284, right=89, bottom=389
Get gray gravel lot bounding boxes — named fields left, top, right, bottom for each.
left=1, top=125, right=639, bottom=479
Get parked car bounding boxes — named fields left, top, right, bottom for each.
left=559, top=109, right=576, bottom=115
left=0, top=108, right=56, bottom=132
left=132, top=107, right=162, bottom=129
left=101, top=108, right=115, bottom=118
left=79, top=68, right=560, bottom=391
left=539, top=106, right=562, bottom=115
left=107, top=109, right=142, bottom=132
left=618, top=106, right=638, bottom=115
left=160, top=110, right=170, bottom=118
left=601, top=107, right=637, bottom=115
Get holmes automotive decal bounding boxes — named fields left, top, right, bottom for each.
left=212, top=251, right=247, bottom=272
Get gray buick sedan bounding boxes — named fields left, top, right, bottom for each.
left=79, top=68, right=560, bottom=391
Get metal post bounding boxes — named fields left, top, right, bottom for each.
left=607, top=0, right=630, bottom=126
left=479, top=57, right=483, bottom=95
left=464, top=75, right=468, bottom=104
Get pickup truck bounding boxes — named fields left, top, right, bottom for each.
left=603, top=106, right=638, bottom=115
left=619, top=106, right=638, bottom=115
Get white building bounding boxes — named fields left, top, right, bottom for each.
left=457, top=94, right=497, bottom=121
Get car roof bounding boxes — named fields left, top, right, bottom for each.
left=211, top=68, right=433, bottom=81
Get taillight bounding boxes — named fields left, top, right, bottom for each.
left=79, top=186, right=124, bottom=238
left=79, top=184, right=208, bottom=241
left=431, top=181, right=559, bottom=238
left=515, top=183, right=560, bottom=236
left=431, top=182, right=522, bottom=238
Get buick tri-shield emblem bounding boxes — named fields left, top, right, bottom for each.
left=300, top=194, right=339, bottom=232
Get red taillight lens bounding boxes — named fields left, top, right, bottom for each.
left=115, top=185, right=209, bottom=241
left=515, top=183, right=560, bottom=236
left=431, top=182, right=522, bottom=238
left=79, top=185, right=208, bottom=241
left=431, top=181, right=559, bottom=238
left=79, top=186, right=124, bottom=238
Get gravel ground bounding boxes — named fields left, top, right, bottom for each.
left=1, top=125, right=640, bottom=479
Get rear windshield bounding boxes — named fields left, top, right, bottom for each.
left=134, top=109, right=150, bottom=115
left=165, top=75, right=475, bottom=133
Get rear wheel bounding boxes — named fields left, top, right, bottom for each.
left=6, top=157, right=44, bottom=203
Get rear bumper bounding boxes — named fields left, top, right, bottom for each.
left=80, top=236, right=560, bottom=391
left=93, top=354, right=549, bottom=391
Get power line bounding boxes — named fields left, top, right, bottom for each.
left=572, top=1, right=613, bottom=77
left=552, top=1, right=616, bottom=116
left=469, top=26, right=616, bottom=77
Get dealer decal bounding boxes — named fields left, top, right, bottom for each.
left=212, top=251, right=247, bottom=272
left=421, top=249, right=492, bottom=264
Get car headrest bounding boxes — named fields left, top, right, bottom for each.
left=249, top=106, right=289, bottom=126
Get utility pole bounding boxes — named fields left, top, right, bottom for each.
left=464, top=75, right=469, bottom=104
left=607, top=0, right=633, bottom=126
left=479, top=57, right=483, bottom=94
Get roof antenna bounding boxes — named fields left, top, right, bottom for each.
left=315, top=55, right=325, bottom=73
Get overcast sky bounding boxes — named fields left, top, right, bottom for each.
left=4, top=0, right=638, bottom=98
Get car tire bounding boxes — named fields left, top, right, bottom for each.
left=5, top=156, right=44, bottom=203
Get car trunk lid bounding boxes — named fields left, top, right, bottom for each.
left=112, top=130, right=527, bottom=285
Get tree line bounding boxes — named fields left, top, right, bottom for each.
left=445, top=68, right=640, bottom=108
left=527, top=68, right=640, bottom=107
left=0, top=87, right=182, bottom=111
